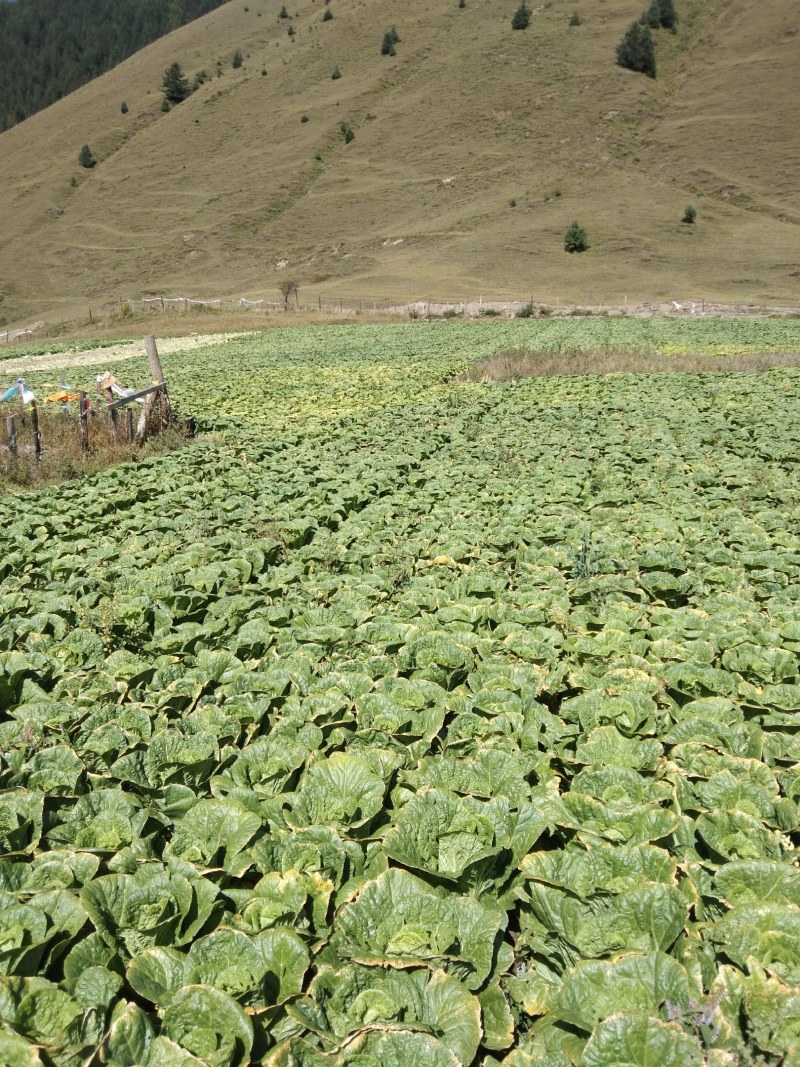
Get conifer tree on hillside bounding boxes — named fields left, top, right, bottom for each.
left=381, top=27, right=400, bottom=55
left=616, top=21, right=656, bottom=78
left=564, top=220, right=589, bottom=253
left=78, top=144, right=96, bottom=169
left=657, top=0, right=678, bottom=30
left=643, top=0, right=661, bottom=28
left=161, top=62, right=191, bottom=104
left=511, top=1, right=531, bottom=29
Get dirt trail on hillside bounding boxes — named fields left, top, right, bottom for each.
left=2, top=332, right=248, bottom=376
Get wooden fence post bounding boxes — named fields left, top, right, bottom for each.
left=126, top=406, right=134, bottom=443
left=145, top=335, right=165, bottom=382
left=31, top=401, right=42, bottom=461
left=79, top=392, right=89, bottom=454
left=6, top=415, right=17, bottom=461
left=18, top=383, right=26, bottom=426
left=144, top=335, right=172, bottom=428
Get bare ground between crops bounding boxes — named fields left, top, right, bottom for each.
left=1, top=332, right=250, bottom=375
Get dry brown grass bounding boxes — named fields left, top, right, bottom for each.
left=0, top=0, right=797, bottom=328
left=457, top=347, right=800, bottom=383
left=0, top=404, right=190, bottom=496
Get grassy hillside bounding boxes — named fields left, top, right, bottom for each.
left=0, top=0, right=797, bottom=326
left=0, top=0, right=229, bottom=132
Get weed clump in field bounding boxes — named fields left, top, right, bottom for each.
left=0, top=408, right=192, bottom=496
left=457, top=346, right=800, bottom=382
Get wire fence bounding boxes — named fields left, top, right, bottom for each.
left=116, top=294, right=800, bottom=318
left=2, top=293, right=799, bottom=344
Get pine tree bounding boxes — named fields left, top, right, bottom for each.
left=616, top=21, right=656, bottom=78
left=643, top=0, right=661, bottom=28
left=658, top=0, right=677, bottom=30
left=232, top=49, right=243, bottom=69
left=564, top=220, right=589, bottom=253
left=78, top=144, right=96, bottom=169
left=682, top=204, right=697, bottom=224
left=381, top=27, right=400, bottom=55
left=511, top=1, right=531, bottom=29
left=161, top=62, right=191, bottom=104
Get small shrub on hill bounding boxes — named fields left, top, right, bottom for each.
left=232, top=49, right=243, bottom=68
left=120, top=101, right=128, bottom=114
left=323, top=8, right=333, bottom=20
left=332, top=65, right=342, bottom=79
left=78, top=144, right=96, bottom=168
left=682, top=204, right=697, bottom=224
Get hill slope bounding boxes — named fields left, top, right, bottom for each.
left=0, top=0, right=229, bottom=131
left=0, top=0, right=798, bottom=325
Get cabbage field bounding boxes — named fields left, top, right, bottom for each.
left=2, top=317, right=800, bottom=1067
